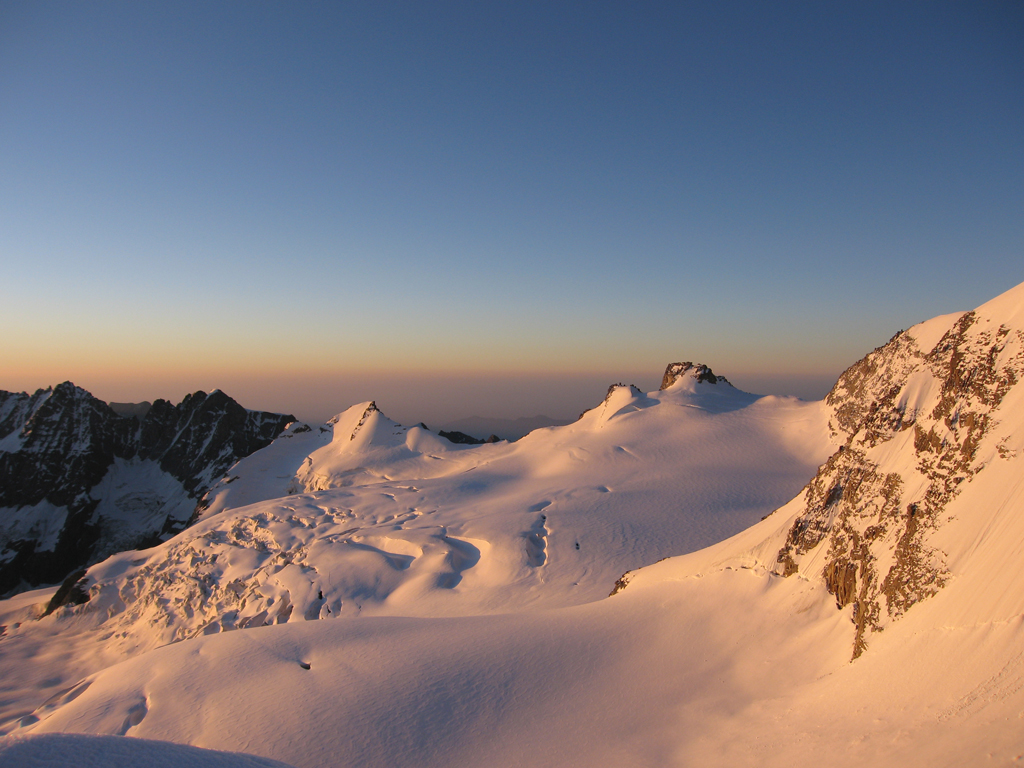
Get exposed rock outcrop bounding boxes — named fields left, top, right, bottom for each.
left=775, top=302, right=1024, bottom=658
left=660, top=362, right=732, bottom=390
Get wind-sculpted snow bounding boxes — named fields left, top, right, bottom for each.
left=0, top=733, right=297, bottom=767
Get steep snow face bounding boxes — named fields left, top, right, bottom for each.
left=0, top=502, right=68, bottom=558
left=762, top=281, right=1024, bottom=656
left=87, top=459, right=194, bottom=557
left=0, top=384, right=294, bottom=595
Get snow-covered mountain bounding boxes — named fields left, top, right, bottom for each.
left=0, top=384, right=294, bottom=596
left=0, top=362, right=833, bottom=736
left=2, top=281, right=1023, bottom=767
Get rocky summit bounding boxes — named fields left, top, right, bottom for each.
left=660, top=362, right=731, bottom=390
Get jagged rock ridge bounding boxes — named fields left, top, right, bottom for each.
left=0, top=383, right=294, bottom=595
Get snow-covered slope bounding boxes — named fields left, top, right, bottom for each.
left=438, top=414, right=572, bottom=441
left=4, top=281, right=1024, bottom=768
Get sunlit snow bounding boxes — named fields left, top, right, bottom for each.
left=2, top=282, right=1024, bottom=767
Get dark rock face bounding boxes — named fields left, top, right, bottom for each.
left=0, top=383, right=126, bottom=511
left=775, top=310, right=1024, bottom=658
left=660, top=362, right=731, bottom=390
left=43, top=568, right=90, bottom=616
left=439, top=430, right=486, bottom=445
left=0, top=382, right=294, bottom=595
left=134, top=390, right=292, bottom=498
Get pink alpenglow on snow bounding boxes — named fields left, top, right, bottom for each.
left=2, top=281, right=1024, bottom=767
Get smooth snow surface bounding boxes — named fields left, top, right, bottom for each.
left=2, top=284, right=1024, bottom=768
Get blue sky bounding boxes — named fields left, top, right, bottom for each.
left=1, top=2, right=1022, bottom=424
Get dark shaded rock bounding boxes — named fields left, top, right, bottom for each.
left=108, top=401, right=152, bottom=419
left=43, top=568, right=90, bottom=616
left=439, top=430, right=486, bottom=445
left=0, top=383, right=125, bottom=510
left=135, top=389, right=293, bottom=498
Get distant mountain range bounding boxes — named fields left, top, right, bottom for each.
left=437, top=414, right=573, bottom=441
left=0, top=385, right=293, bottom=595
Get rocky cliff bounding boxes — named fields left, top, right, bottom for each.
left=0, top=383, right=294, bottom=595
left=774, top=288, right=1024, bottom=657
